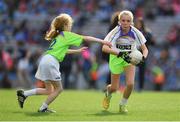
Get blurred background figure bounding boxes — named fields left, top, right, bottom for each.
left=101, top=11, right=120, bottom=86
left=96, top=59, right=109, bottom=90
left=79, top=42, right=98, bottom=89
left=134, top=17, right=155, bottom=91
left=60, top=55, right=73, bottom=89
left=152, top=64, right=165, bottom=91
left=0, top=46, right=13, bottom=88
left=89, top=55, right=98, bottom=89
left=17, top=50, right=32, bottom=88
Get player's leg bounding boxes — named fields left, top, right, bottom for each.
left=44, top=81, right=63, bottom=105
left=119, top=65, right=135, bottom=113
left=17, top=80, right=55, bottom=108
left=103, top=74, right=120, bottom=110
left=17, top=89, right=28, bottom=108
left=107, top=74, right=120, bottom=93
left=38, top=81, right=63, bottom=113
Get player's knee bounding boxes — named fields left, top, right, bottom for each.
left=46, top=90, right=53, bottom=95
left=110, top=87, right=118, bottom=92
left=56, top=87, right=63, bottom=94
left=107, top=84, right=118, bottom=92
left=127, top=83, right=134, bottom=89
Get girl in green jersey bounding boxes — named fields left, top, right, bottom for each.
left=16, top=13, right=111, bottom=113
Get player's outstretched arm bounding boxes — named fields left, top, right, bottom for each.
left=102, top=45, right=119, bottom=55
left=66, top=47, right=88, bottom=54
left=83, top=36, right=112, bottom=47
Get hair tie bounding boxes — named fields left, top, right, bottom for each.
left=56, top=29, right=59, bottom=33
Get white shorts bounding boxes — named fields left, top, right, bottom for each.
left=35, top=54, right=61, bottom=82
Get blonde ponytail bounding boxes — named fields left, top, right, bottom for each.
left=45, top=13, right=73, bottom=41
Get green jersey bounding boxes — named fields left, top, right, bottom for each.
left=46, top=31, right=83, bottom=62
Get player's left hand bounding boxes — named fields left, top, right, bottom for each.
left=137, top=56, right=145, bottom=66
left=79, top=47, right=88, bottom=52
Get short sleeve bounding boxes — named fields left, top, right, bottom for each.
left=131, top=26, right=147, bottom=45
left=104, top=26, right=119, bottom=42
left=64, top=31, right=83, bottom=46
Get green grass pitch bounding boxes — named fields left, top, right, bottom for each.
left=0, top=89, right=180, bottom=121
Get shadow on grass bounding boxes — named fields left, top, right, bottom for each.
left=12, top=111, right=24, bottom=114
left=12, top=111, right=52, bottom=116
left=88, top=110, right=127, bottom=116
left=24, top=112, right=52, bottom=116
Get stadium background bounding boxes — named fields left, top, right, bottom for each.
left=0, top=0, right=180, bottom=91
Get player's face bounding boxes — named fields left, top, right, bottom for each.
left=135, top=20, right=142, bottom=30
left=120, top=14, right=131, bottom=31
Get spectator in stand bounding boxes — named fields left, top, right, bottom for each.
left=166, top=24, right=180, bottom=45
left=0, top=47, right=13, bottom=88
left=80, top=42, right=92, bottom=88
left=17, top=50, right=32, bottom=88
left=157, top=0, right=175, bottom=16
left=60, top=55, right=73, bottom=89
left=135, top=17, right=155, bottom=91
left=172, top=0, right=180, bottom=15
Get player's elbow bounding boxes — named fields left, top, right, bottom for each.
left=143, top=45, right=149, bottom=58
left=140, top=44, right=148, bottom=58
left=83, top=36, right=91, bottom=42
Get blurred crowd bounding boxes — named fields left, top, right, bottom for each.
left=0, top=0, right=180, bottom=91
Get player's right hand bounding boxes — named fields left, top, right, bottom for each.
left=117, top=51, right=131, bottom=63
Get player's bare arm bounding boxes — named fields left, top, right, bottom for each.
left=140, top=44, right=148, bottom=58
left=66, top=47, right=88, bottom=54
left=83, top=36, right=112, bottom=47
left=102, top=45, right=119, bottom=56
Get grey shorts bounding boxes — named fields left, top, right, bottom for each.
left=35, top=54, right=61, bottom=82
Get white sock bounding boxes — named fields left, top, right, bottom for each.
left=24, top=89, right=37, bottom=97
left=39, top=102, right=48, bottom=110
left=120, top=98, right=128, bottom=105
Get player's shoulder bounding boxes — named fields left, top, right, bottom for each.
left=130, top=26, right=144, bottom=37
left=63, top=31, right=72, bottom=35
left=131, top=26, right=141, bottom=33
left=110, top=25, right=120, bottom=35
left=63, top=31, right=80, bottom=36
left=55, top=31, right=74, bottom=41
